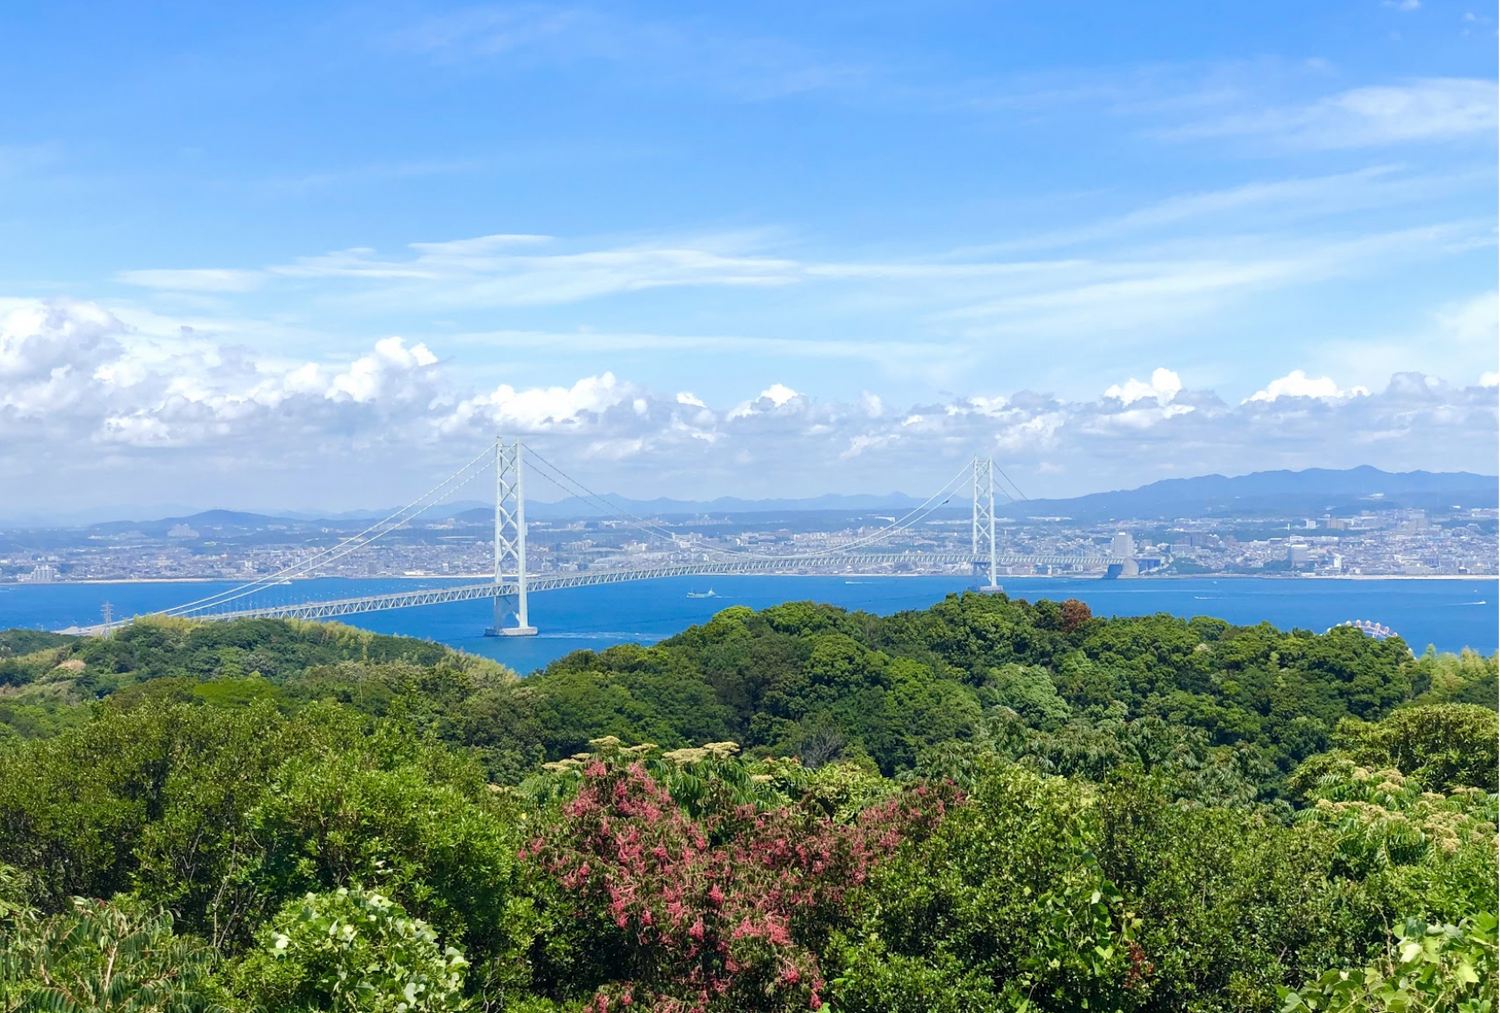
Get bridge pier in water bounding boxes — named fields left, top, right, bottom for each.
left=487, top=592, right=537, bottom=637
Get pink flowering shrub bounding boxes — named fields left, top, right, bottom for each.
left=524, top=761, right=953, bottom=1013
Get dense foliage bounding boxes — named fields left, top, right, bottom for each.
left=0, top=591, right=1493, bottom=1011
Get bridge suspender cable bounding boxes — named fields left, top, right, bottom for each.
left=522, top=448, right=867, bottom=561
left=522, top=447, right=974, bottom=561
left=520, top=448, right=743, bottom=556
left=161, top=446, right=495, bottom=617
left=777, top=463, right=972, bottom=558
left=525, top=446, right=971, bottom=560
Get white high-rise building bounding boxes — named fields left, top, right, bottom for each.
left=1110, top=532, right=1135, bottom=559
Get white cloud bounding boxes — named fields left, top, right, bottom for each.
left=1247, top=370, right=1370, bottom=402
left=1, top=300, right=120, bottom=382
left=1382, top=0, right=1420, bottom=9
left=1, top=298, right=1495, bottom=512
left=452, top=372, right=639, bottom=432
left=1105, top=367, right=1182, bottom=404
left=761, top=383, right=800, bottom=406
left=840, top=433, right=897, bottom=459
left=1480, top=371, right=1498, bottom=387
left=0, top=300, right=448, bottom=453
left=727, top=383, right=806, bottom=420
left=326, top=337, right=440, bottom=402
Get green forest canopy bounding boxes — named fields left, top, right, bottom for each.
left=0, top=591, right=1494, bottom=1011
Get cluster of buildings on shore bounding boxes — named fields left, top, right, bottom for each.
left=1130, top=508, right=1497, bottom=577
left=2, top=504, right=1494, bottom=584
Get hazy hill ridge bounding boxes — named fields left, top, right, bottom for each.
left=6, top=465, right=1495, bottom=531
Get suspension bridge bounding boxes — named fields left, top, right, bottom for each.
left=77, top=440, right=1128, bottom=637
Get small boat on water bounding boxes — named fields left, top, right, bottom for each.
left=686, top=589, right=718, bottom=599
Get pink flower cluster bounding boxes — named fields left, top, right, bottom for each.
left=527, top=762, right=952, bottom=1013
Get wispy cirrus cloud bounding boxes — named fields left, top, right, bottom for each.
left=115, top=268, right=268, bottom=293
left=389, top=4, right=872, bottom=101
left=270, top=233, right=804, bottom=304
left=1163, top=77, right=1498, bottom=149
left=926, top=219, right=1491, bottom=344
left=101, top=148, right=1494, bottom=410
left=383, top=1, right=1492, bottom=160
left=966, top=164, right=1490, bottom=255
left=111, top=207, right=1493, bottom=350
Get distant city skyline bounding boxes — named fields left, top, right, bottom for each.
left=1, top=1, right=1495, bottom=512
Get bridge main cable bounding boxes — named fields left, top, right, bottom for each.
left=160, top=446, right=496, bottom=619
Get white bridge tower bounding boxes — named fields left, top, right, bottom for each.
left=971, top=456, right=1002, bottom=592
left=486, top=437, right=538, bottom=636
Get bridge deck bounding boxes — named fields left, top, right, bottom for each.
left=72, top=552, right=1123, bottom=632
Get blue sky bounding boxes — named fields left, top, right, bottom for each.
left=0, top=0, right=1495, bottom=513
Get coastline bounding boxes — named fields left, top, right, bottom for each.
left=12, top=574, right=1496, bottom=657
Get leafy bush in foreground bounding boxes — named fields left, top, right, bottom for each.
left=1280, top=913, right=1498, bottom=1013
left=0, top=895, right=226, bottom=1012
left=232, top=888, right=467, bottom=1013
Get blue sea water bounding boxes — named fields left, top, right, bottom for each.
left=0, top=576, right=1494, bottom=675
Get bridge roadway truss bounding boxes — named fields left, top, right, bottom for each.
left=132, top=551, right=1125, bottom=627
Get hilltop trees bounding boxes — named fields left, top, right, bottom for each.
left=0, top=597, right=1493, bottom=1010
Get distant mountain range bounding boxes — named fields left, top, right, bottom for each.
left=998, top=466, right=1497, bottom=521
left=2, top=466, right=1494, bottom=532
left=479, top=466, right=1497, bottom=522
left=526, top=491, right=931, bottom=519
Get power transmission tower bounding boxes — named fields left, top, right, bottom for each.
left=971, top=457, right=1001, bottom=592
left=101, top=601, right=114, bottom=638
left=486, top=437, right=537, bottom=636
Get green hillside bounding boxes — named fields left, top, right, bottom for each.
left=0, top=593, right=1494, bottom=1011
